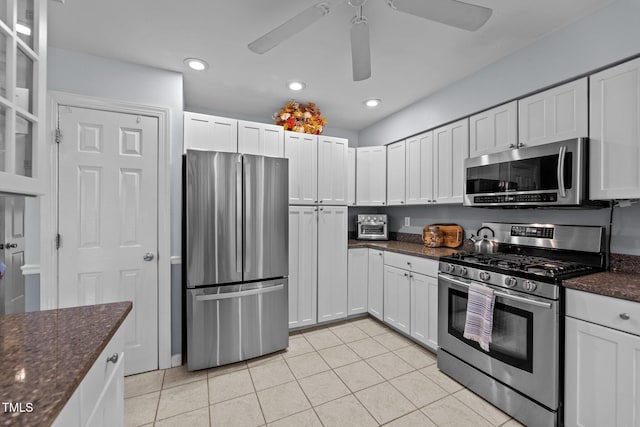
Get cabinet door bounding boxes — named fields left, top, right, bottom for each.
left=288, top=207, right=318, bottom=328
left=406, top=132, right=433, bottom=204
left=356, top=146, right=387, bottom=206
left=590, top=58, right=640, bottom=200
left=318, top=136, right=348, bottom=205
left=469, top=101, right=518, bottom=157
left=518, top=78, right=588, bottom=148
left=348, top=248, right=368, bottom=316
left=317, top=206, right=348, bottom=323
left=85, top=351, right=124, bottom=427
left=410, top=272, right=438, bottom=351
left=348, top=147, right=356, bottom=206
left=367, top=249, right=384, bottom=320
left=383, top=265, right=410, bottom=334
left=184, top=112, right=237, bottom=153
left=434, top=118, right=468, bottom=204
left=386, top=140, right=406, bottom=205
left=285, top=131, right=318, bottom=205
left=238, top=120, right=284, bottom=157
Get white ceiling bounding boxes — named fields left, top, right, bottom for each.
left=48, top=0, right=613, bottom=131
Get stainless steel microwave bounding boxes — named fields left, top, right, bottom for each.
left=463, top=138, right=587, bottom=207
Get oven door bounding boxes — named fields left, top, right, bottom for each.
left=357, top=221, right=388, bottom=240
left=437, top=273, right=559, bottom=410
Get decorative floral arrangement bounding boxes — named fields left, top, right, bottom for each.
left=274, top=100, right=327, bottom=135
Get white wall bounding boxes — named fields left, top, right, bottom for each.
left=48, top=47, right=185, bottom=354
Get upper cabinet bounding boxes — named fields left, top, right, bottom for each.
left=347, top=147, right=356, bottom=206
left=433, top=118, right=469, bottom=204
left=589, top=58, right=640, bottom=200
left=356, top=146, right=387, bottom=206
left=183, top=112, right=238, bottom=153
left=386, top=140, right=406, bottom=205
left=237, top=120, right=284, bottom=157
left=0, top=0, right=47, bottom=195
left=518, top=78, right=588, bottom=148
left=318, top=136, right=348, bottom=205
left=406, top=131, right=434, bottom=205
left=469, top=101, right=518, bottom=157
left=285, top=131, right=317, bottom=205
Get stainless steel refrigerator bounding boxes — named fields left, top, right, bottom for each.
left=183, top=150, right=289, bottom=371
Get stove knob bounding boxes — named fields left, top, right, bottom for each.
left=504, top=277, right=518, bottom=288
left=458, top=266, right=468, bottom=276
left=523, top=280, right=537, bottom=291
left=479, top=271, right=491, bottom=281
left=446, top=264, right=456, bottom=273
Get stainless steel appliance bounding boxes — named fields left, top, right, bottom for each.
left=464, top=138, right=588, bottom=207
left=183, top=150, right=289, bottom=371
left=438, top=222, right=605, bottom=427
left=356, top=214, right=388, bottom=240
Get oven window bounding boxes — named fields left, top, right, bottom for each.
left=448, top=288, right=534, bottom=372
left=466, top=153, right=573, bottom=194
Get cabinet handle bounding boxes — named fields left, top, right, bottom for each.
left=404, top=273, right=408, bottom=277
left=509, top=144, right=517, bottom=149
left=106, top=353, right=119, bottom=364
left=619, top=313, right=630, bottom=320
left=378, top=252, right=383, bottom=256
left=518, top=143, right=526, bottom=148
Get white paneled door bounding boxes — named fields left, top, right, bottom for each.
left=0, top=196, right=25, bottom=314
left=57, top=106, right=159, bottom=375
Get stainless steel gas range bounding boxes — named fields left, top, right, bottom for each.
left=437, top=222, right=606, bottom=427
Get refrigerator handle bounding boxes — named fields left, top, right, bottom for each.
left=236, top=159, right=243, bottom=274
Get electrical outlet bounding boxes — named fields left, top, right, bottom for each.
left=404, top=217, right=410, bottom=227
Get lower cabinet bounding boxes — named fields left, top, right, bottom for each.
left=288, top=206, right=318, bottom=329
left=367, top=249, right=384, bottom=320
left=53, top=326, right=125, bottom=427
left=565, top=289, right=640, bottom=427
left=347, top=248, right=368, bottom=316
left=410, top=272, right=439, bottom=351
left=317, top=207, right=348, bottom=322
left=383, top=265, right=411, bottom=334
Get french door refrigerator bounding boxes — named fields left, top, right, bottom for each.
left=183, top=150, right=289, bottom=371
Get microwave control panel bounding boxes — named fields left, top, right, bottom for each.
left=510, top=226, right=554, bottom=239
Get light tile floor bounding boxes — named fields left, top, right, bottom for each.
left=124, top=316, right=525, bottom=427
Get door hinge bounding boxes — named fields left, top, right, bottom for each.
left=55, top=128, right=62, bottom=144
left=55, top=234, right=61, bottom=249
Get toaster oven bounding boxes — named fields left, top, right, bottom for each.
left=357, top=214, right=388, bottom=240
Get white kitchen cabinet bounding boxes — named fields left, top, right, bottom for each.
left=285, top=131, right=318, bottom=205
left=317, top=206, right=348, bottom=323
left=367, top=249, right=384, bottom=320
left=288, top=206, right=318, bottom=329
left=348, top=147, right=356, bottom=206
left=183, top=112, right=238, bottom=153
left=318, top=136, right=348, bottom=205
left=469, top=101, right=518, bottom=157
left=386, top=140, right=406, bottom=205
left=518, top=78, right=588, bottom=148
left=410, top=272, right=438, bottom=351
left=406, top=131, right=435, bottom=205
left=356, top=146, right=387, bottom=206
left=589, top=58, right=640, bottom=200
left=565, top=289, right=640, bottom=427
left=237, top=120, right=284, bottom=157
left=433, top=118, right=469, bottom=204
left=383, top=265, right=411, bottom=334
left=348, top=248, right=368, bottom=316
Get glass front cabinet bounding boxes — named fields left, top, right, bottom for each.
left=0, top=0, right=46, bottom=195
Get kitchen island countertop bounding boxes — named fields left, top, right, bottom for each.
left=0, top=301, right=132, bottom=426
left=348, top=239, right=466, bottom=260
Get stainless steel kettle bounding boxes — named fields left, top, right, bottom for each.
left=470, top=226, right=498, bottom=254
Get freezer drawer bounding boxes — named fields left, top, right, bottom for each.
left=186, top=279, right=289, bottom=371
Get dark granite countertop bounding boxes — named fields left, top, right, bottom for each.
left=348, top=239, right=467, bottom=260
left=564, top=272, right=640, bottom=303
left=0, top=302, right=132, bottom=426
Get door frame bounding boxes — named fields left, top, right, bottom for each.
left=41, top=91, right=172, bottom=370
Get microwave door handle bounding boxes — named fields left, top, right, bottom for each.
left=557, top=145, right=567, bottom=198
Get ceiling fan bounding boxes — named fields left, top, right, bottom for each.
left=248, top=0, right=493, bottom=82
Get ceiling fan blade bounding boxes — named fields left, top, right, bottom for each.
left=389, top=0, right=492, bottom=31
left=350, top=19, right=371, bottom=81
left=248, top=3, right=331, bottom=54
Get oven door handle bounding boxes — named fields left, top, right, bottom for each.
left=439, top=273, right=553, bottom=309
left=557, top=145, right=567, bottom=198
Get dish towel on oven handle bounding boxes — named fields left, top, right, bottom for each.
left=463, top=282, right=495, bottom=352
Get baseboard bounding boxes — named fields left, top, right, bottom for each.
left=171, top=353, right=183, bottom=367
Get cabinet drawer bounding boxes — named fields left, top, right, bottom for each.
left=566, top=289, right=640, bottom=336
left=383, top=252, right=438, bottom=277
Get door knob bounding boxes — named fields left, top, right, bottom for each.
left=3, top=243, right=17, bottom=249
left=143, top=252, right=155, bottom=262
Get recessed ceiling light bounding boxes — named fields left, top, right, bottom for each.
left=288, top=81, right=306, bottom=91
left=364, top=98, right=381, bottom=107
left=184, top=58, right=209, bottom=71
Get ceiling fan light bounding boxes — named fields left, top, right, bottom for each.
left=364, top=98, right=381, bottom=107
left=288, top=81, right=306, bottom=91
left=184, top=58, right=209, bottom=71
